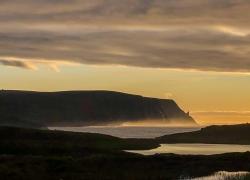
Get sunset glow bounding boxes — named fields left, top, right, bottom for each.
left=1, top=0, right=250, bottom=125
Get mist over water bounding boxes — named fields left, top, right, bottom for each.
left=49, top=126, right=200, bottom=138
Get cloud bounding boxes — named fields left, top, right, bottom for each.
left=0, top=0, right=250, bottom=72
left=0, top=57, right=78, bottom=72
left=0, top=59, right=36, bottom=70
left=0, top=0, right=249, bottom=27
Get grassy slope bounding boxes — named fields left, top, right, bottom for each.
left=0, top=126, right=250, bottom=179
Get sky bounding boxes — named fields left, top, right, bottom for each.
left=1, top=0, right=250, bottom=125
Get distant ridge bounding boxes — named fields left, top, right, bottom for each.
left=158, top=123, right=250, bottom=145
left=0, top=90, right=196, bottom=128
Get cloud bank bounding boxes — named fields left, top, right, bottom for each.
left=1, top=0, right=250, bottom=72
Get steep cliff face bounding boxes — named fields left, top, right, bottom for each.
left=0, top=90, right=196, bottom=127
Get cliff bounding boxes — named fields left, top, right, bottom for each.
left=0, top=90, right=195, bottom=128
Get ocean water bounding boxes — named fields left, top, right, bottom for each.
left=127, top=143, right=250, bottom=155
left=49, top=126, right=200, bottom=138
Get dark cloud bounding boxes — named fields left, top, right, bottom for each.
left=0, top=59, right=33, bottom=69
left=0, top=0, right=249, bottom=26
left=0, top=0, right=250, bottom=72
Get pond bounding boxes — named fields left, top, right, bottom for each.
left=181, top=171, right=250, bottom=180
left=127, top=143, right=250, bottom=155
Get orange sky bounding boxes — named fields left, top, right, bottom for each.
left=1, top=65, right=250, bottom=125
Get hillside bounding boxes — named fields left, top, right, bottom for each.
left=0, top=126, right=159, bottom=156
left=0, top=126, right=249, bottom=180
left=0, top=90, right=195, bottom=128
left=158, top=123, right=250, bottom=144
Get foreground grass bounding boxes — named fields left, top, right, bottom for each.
left=0, top=153, right=250, bottom=180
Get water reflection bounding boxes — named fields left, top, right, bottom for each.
left=127, top=144, right=250, bottom=155
left=182, top=171, right=250, bottom=180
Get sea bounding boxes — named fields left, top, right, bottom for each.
left=48, top=126, right=200, bottom=138
left=49, top=125, right=250, bottom=158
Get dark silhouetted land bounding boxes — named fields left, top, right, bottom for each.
left=0, top=125, right=250, bottom=180
left=158, top=123, right=250, bottom=145
left=0, top=90, right=195, bottom=128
